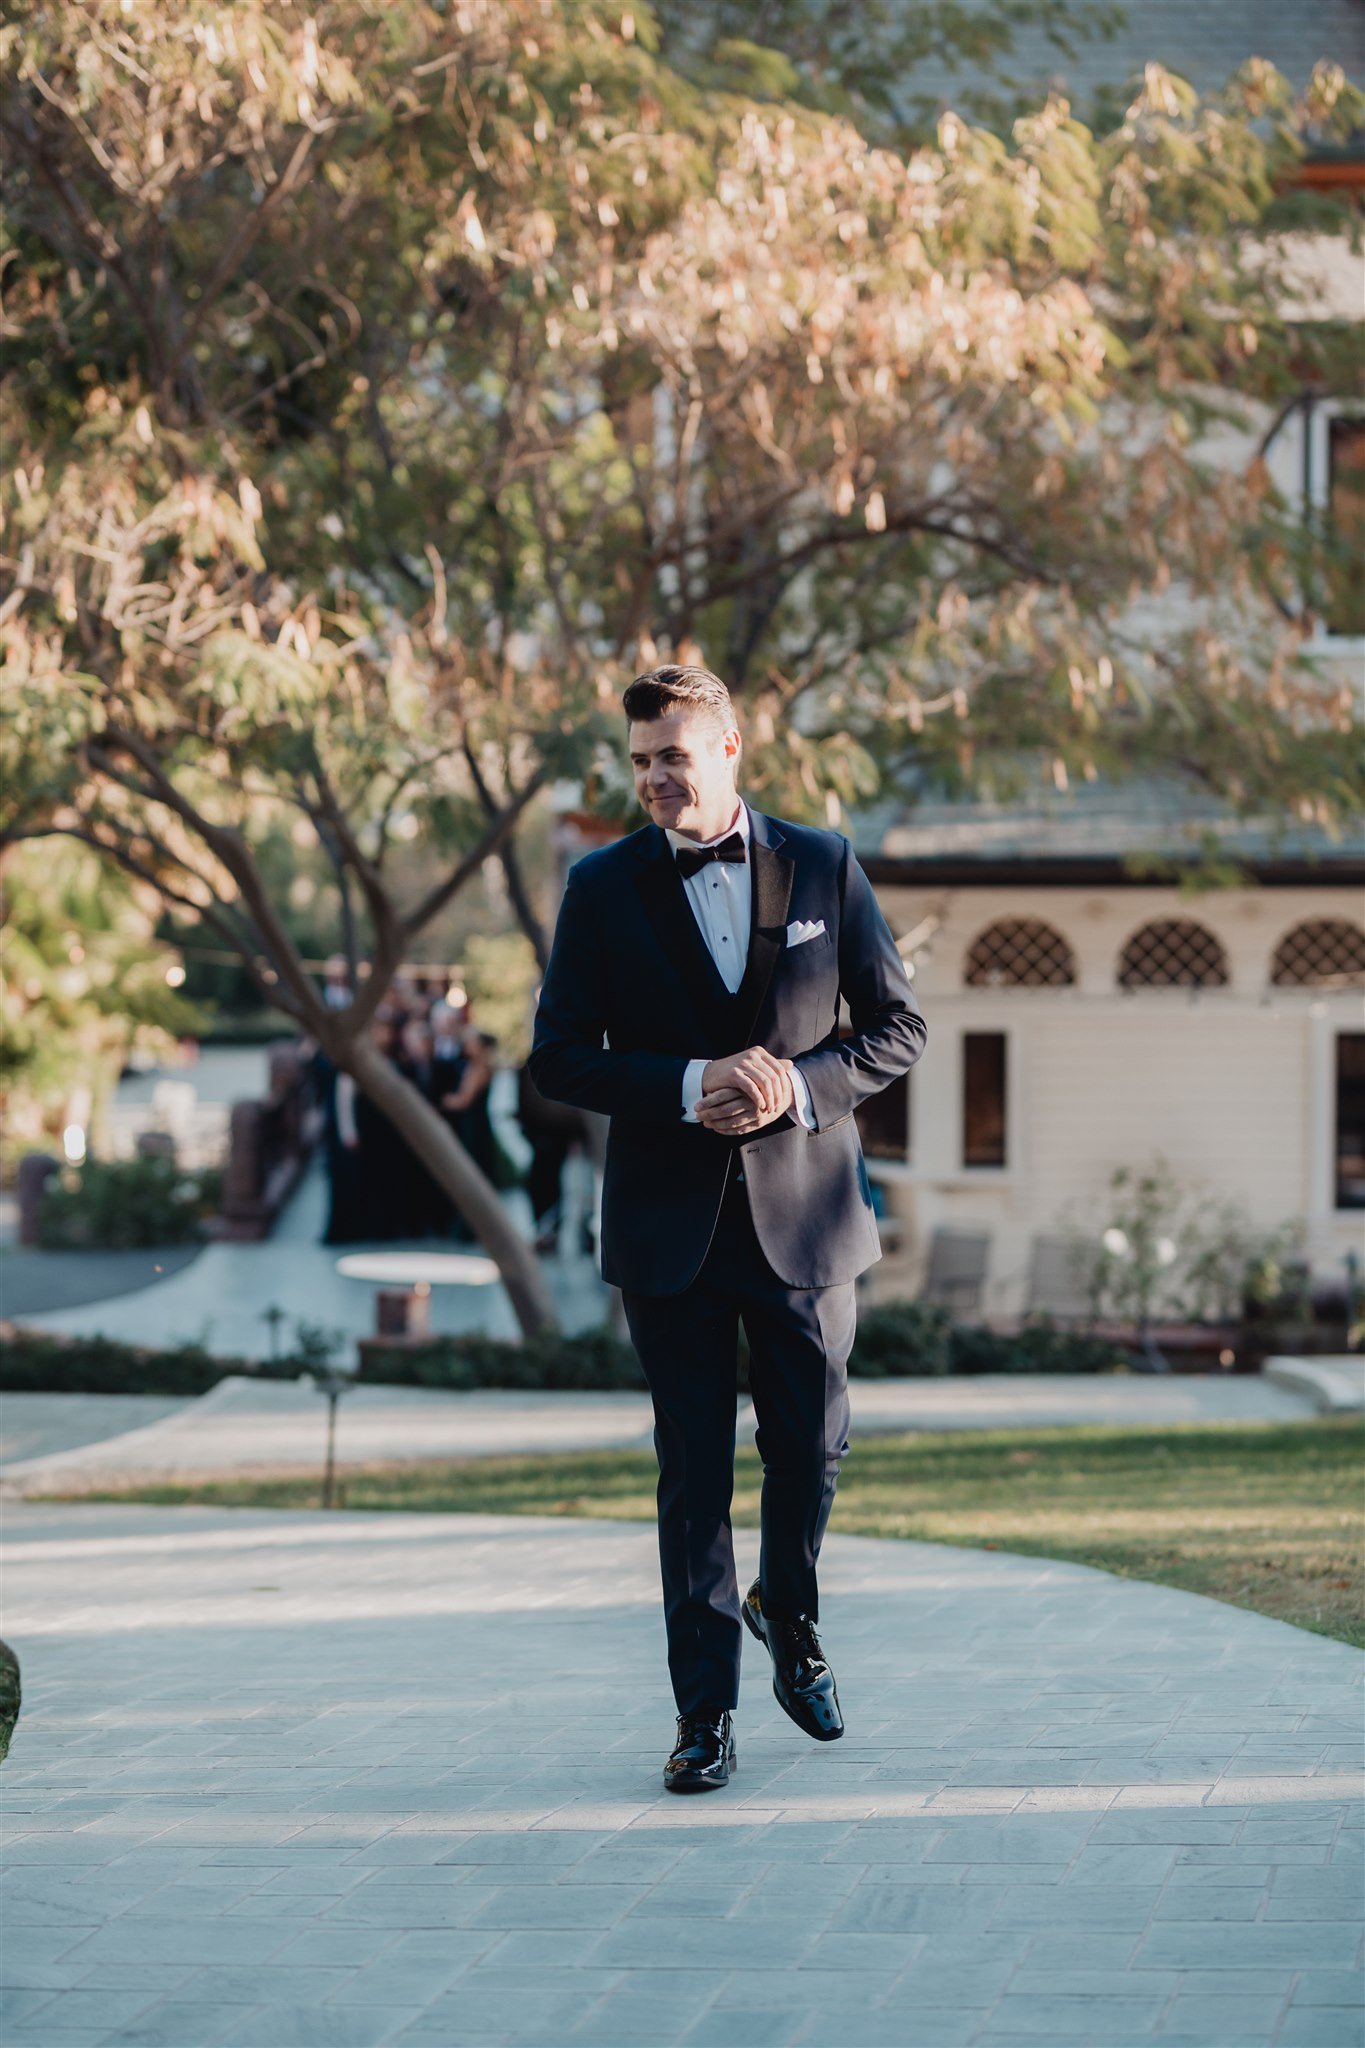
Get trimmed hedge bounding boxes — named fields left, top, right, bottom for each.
left=0, top=1330, right=271, bottom=1396
left=849, top=1300, right=954, bottom=1377
left=357, top=1327, right=645, bottom=1391
left=847, top=1302, right=1127, bottom=1378
left=0, top=1305, right=1127, bottom=1400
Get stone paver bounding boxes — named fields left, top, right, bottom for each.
left=0, top=1372, right=1323, bottom=1497
left=2, top=1505, right=1361, bottom=2047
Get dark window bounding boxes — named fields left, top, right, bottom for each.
left=855, top=1071, right=910, bottom=1162
left=838, top=1021, right=910, bottom=1159
left=1335, top=1033, right=1365, bottom=1211
left=1327, top=416, right=1365, bottom=639
left=963, top=1032, right=1007, bottom=1168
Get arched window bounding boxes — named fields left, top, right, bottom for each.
left=1118, top=920, right=1229, bottom=989
left=1270, top=920, right=1365, bottom=990
left=963, top=919, right=1076, bottom=988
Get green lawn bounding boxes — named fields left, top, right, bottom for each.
left=38, top=1417, right=1365, bottom=1649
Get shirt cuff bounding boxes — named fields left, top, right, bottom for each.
left=789, top=1065, right=815, bottom=1131
left=681, top=1058, right=709, bottom=1123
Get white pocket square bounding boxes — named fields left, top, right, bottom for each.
left=786, top=918, right=826, bottom=947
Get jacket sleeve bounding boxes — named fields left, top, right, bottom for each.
left=791, top=839, right=927, bottom=1131
left=528, top=862, right=691, bottom=1124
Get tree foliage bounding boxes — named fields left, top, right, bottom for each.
left=1, top=2, right=1361, bottom=1320
left=0, top=841, right=204, bottom=1153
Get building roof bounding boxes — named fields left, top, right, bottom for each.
left=855, top=776, right=1365, bottom=883
left=861, top=852, right=1365, bottom=887
left=898, top=0, right=1365, bottom=126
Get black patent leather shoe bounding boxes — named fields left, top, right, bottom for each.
left=663, top=1709, right=736, bottom=1793
left=743, top=1580, right=844, bottom=1741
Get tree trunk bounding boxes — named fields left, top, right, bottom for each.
left=338, top=1033, right=558, bottom=1339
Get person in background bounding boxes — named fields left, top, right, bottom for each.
left=322, top=954, right=352, bottom=1010
left=397, top=1016, right=454, bottom=1238
left=428, top=992, right=486, bottom=1242
left=437, top=990, right=498, bottom=1183
left=334, top=1013, right=413, bottom=1241
left=517, top=987, right=593, bottom=1256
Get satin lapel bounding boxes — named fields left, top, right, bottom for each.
left=734, top=814, right=794, bottom=1047
left=633, top=828, right=734, bottom=1040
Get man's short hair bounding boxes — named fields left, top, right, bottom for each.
left=622, top=665, right=737, bottom=741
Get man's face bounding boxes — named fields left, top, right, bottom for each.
left=627, top=709, right=741, bottom=840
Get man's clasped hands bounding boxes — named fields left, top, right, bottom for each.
left=692, top=1047, right=797, bottom=1137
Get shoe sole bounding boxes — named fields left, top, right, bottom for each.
left=742, top=1596, right=844, bottom=1742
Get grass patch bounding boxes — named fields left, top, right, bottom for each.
left=36, top=1418, right=1365, bottom=1649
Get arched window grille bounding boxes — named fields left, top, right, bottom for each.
left=963, top=919, right=1076, bottom=989
left=1270, top=920, right=1365, bottom=990
left=1118, top=920, right=1229, bottom=989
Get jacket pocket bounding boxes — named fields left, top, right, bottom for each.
left=783, top=929, right=835, bottom=968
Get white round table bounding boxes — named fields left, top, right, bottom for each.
left=334, top=1251, right=500, bottom=1287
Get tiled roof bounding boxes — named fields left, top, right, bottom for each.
left=899, top=0, right=1365, bottom=116
left=857, top=775, right=1363, bottom=868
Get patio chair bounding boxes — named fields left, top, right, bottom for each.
left=1024, top=1234, right=1093, bottom=1323
left=922, top=1228, right=991, bottom=1316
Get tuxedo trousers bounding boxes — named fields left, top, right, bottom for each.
left=621, top=1158, right=854, bottom=1716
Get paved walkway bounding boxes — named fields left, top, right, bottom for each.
left=3, top=1505, right=1362, bottom=2048
left=0, top=1248, right=203, bottom=1320
left=0, top=1372, right=1323, bottom=1497
left=1265, top=1358, right=1365, bottom=1416
left=0, top=1396, right=190, bottom=1469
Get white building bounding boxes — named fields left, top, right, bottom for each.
left=852, top=794, right=1364, bottom=1315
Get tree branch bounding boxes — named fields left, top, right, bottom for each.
left=461, top=735, right=548, bottom=969
left=98, top=725, right=327, bottom=1031
left=404, top=768, right=548, bottom=938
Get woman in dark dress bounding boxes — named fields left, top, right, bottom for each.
left=397, top=1016, right=455, bottom=1239
left=320, top=1043, right=369, bottom=1246
left=335, top=1014, right=413, bottom=1242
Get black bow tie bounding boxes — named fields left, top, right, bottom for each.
left=675, top=832, right=747, bottom=880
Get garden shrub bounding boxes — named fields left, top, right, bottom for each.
left=38, top=1155, right=223, bottom=1249
left=1, top=1305, right=1125, bottom=1399
left=0, top=1329, right=248, bottom=1396
left=357, top=1326, right=645, bottom=1392
left=947, top=1315, right=1127, bottom=1376
left=848, top=1300, right=955, bottom=1377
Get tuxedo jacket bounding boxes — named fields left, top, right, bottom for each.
left=528, top=807, right=927, bottom=1295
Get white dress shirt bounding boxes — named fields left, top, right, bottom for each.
left=666, top=802, right=814, bottom=1130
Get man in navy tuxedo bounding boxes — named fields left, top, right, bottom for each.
left=529, top=666, right=926, bottom=1791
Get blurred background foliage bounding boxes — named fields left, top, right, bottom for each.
left=0, top=0, right=1360, bottom=1216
